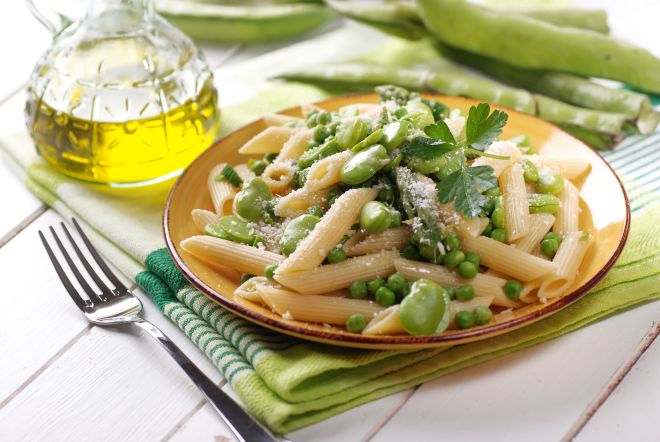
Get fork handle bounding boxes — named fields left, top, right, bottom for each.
left=132, top=319, right=284, bottom=442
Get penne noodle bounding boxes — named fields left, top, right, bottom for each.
left=500, top=163, right=530, bottom=241
left=519, top=278, right=542, bottom=303
left=277, top=128, right=314, bottom=161
left=553, top=180, right=580, bottom=234
left=394, top=258, right=519, bottom=307
left=263, top=113, right=303, bottom=127
left=471, top=141, right=522, bottom=177
left=445, top=115, right=466, bottom=141
left=238, top=126, right=295, bottom=154
left=208, top=164, right=236, bottom=215
left=257, top=284, right=384, bottom=325
left=538, top=231, right=593, bottom=299
left=274, top=187, right=328, bottom=218
left=462, top=236, right=557, bottom=281
left=181, top=235, right=283, bottom=276
left=344, top=227, right=411, bottom=257
left=436, top=203, right=489, bottom=239
left=513, top=213, right=555, bottom=253
left=191, top=209, right=219, bottom=232
left=234, top=164, right=255, bottom=183
left=523, top=155, right=591, bottom=180
left=234, top=276, right=268, bottom=303
left=261, top=160, right=296, bottom=194
left=304, top=150, right=352, bottom=191
left=277, top=188, right=378, bottom=273
left=275, top=250, right=398, bottom=295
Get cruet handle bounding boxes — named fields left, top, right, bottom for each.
left=25, top=0, right=75, bottom=36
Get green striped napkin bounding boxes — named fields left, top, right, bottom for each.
left=2, top=26, right=660, bottom=434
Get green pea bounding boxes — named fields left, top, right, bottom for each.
left=298, top=139, right=341, bottom=169
left=326, top=186, right=344, bottom=206
left=528, top=194, right=561, bottom=214
left=537, top=172, right=565, bottom=195
left=346, top=313, right=366, bottom=333
left=327, top=247, right=347, bottom=264
left=263, top=153, right=278, bottom=164
left=464, top=251, right=480, bottom=267
left=360, top=201, right=393, bottom=233
left=522, top=159, right=539, bottom=182
left=307, top=205, right=325, bottom=218
left=444, top=250, right=465, bottom=269
left=401, top=244, right=421, bottom=260
left=248, top=159, right=267, bottom=176
left=491, top=207, right=505, bottom=229
left=458, top=261, right=478, bottom=279
left=349, top=280, right=368, bottom=299
left=455, top=311, right=476, bottom=330
left=279, top=214, right=320, bottom=256
left=367, top=278, right=386, bottom=296
left=405, top=100, right=435, bottom=129
left=336, top=118, right=370, bottom=150
left=389, top=210, right=402, bottom=227
left=313, top=125, right=329, bottom=142
left=482, top=223, right=494, bottom=237
left=490, top=228, right=507, bottom=243
left=443, top=234, right=461, bottom=252
left=351, top=128, right=384, bottom=153
left=545, top=232, right=563, bottom=244
left=341, top=144, right=390, bottom=185
left=375, top=286, right=396, bottom=307
left=235, top=178, right=272, bottom=221
left=455, top=284, right=474, bottom=301
left=386, top=273, right=407, bottom=293
left=316, top=110, right=332, bottom=125
left=473, top=306, right=493, bottom=325
left=540, top=238, right=559, bottom=257
left=398, top=279, right=451, bottom=335
left=504, top=280, right=523, bottom=300
left=382, top=121, right=411, bottom=151
left=265, top=264, right=277, bottom=281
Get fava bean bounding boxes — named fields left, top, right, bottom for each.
left=382, top=121, right=411, bottom=150
left=360, top=201, right=394, bottom=233
left=399, top=279, right=451, bottom=335
left=341, top=144, right=390, bottom=185
left=279, top=214, right=320, bottom=256
left=235, top=178, right=272, bottom=221
left=205, top=216, right=253, bottom=245
left=528, top=193, right=561, bottom=214
left=537, top=172, right=565, bottom=195
left=405, top=100, right=435, bottom=129
left=336, top=118, right=370, bottom=150
left=522, top=159, right=539, bottom=182
left=351, top=128, right=384, bottom=152
left=298, top=139, right=341, bottom=169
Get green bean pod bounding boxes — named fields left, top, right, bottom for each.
left=156, top=1, right=336, bottom=44
left=535, top=95, right=628, bottom=135
left=507, top=7, right=609, bottom=33
left=417, top=0, right=660, bottom=93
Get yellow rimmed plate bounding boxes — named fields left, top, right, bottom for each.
left=163, top=94, right=630, bottom=350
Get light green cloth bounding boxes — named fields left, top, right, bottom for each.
left=2, top=25, right=660, bottom=434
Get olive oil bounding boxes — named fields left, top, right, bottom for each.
left=25, top=79, right=219, bottom=185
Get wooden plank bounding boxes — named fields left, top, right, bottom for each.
left=576, top=324, right=660, bottom=442
left=370, top=300, right=660, bottom=442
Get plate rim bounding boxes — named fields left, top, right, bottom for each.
left=163, top=93, right=631, bottom=348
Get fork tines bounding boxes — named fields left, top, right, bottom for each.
left=39, top=218, right=127, bottom=310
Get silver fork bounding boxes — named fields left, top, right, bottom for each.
left=39, top=218, right=285, bottom=442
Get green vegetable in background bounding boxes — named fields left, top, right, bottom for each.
left=398, top=279, right=451, bottom=335
left=417, top=0, right=660, bottom=93
left=156, top=0, right=335, bottom=44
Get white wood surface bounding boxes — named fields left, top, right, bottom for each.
left=1, top=2, right=659, bottom=442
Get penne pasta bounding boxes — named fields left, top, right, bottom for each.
left=344, top=227, right=411, bottom=257
left=462, top=236, right=557, bottom=281
left=262, top=113, right=303, bottom=127
left=234, top=276, right=268, bottom=303
left=181, top=235, right=283, bottom=276
left=394, top=258, right=520, bottom=307
left=238, top=126, right=295, bottom=154
left=277, top=188, right=378, bottom=273
left=304, top=150, right=352, bottom=191
left=471, top=141, right=522, bottom=177
left=278, top=128, right=314, bottom=161
left=260, top=160, right=296, bottom=194
left=500, top=163, right=530, bottom=241
left=274, top=187, right=328, bottom=218
left=523, top=155, right=591, bottom=180
left=207, top=164, right=236, bottom=215
left=519, top=278, right=542, bottom=303
left=257, top=284, right=384, bottom=325
left=436, top=203, right=489, bottom=239
left=513, top=213, right=555, bottom=253
left=553, top=180, right=580, bottom=234
left=538, top=231, right=593, bottom=299
left=234, top=164, right=255, bottom=183
left=445, top=115, right=466, bottom=141
left=274, top=250, right=398, bottom=295
left=191, top=209, right=219, bottom=233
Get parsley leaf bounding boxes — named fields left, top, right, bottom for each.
left=421, top=99, right=449, bottom=122
left=436, top=165, right=498, bottom=218
left=465, top=103, right=508, bottom=150
left=403, top=137, right=454, bottom=160
left=424, top=120, right=457, bottom=145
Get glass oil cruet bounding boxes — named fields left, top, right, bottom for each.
left=25, top=0, right=219, bottom=185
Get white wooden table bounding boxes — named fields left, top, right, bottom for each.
left=2, top=3, right=659, bottom=441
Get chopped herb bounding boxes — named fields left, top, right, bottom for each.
left=215, top=164, right=243, bottom=187
left=424, top=120, right=457, bottom=145
left=465, top=103, right=508, bottom=150
left=436, top=165, right=498, bottom=218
